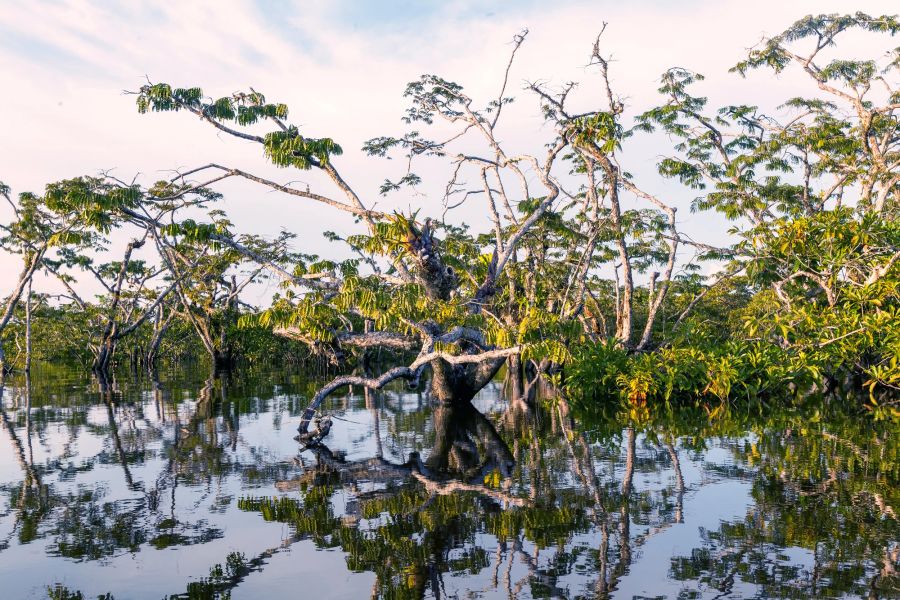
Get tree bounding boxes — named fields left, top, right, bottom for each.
left=1, top=12, right=894, bottom=407
left=0, top=178, right=141, bottom=371
left=131, top=28, right=693, bottom=432
left=636, top=12, right=900, bottom=401
left=153, top=211, right=275, bottom=373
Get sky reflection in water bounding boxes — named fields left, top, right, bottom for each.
left=0, top=368, right=897, bottom=599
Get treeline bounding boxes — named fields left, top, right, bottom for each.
left=0, top=301, right=314, bottom=370
left=0, top=13, right=898, bottom=415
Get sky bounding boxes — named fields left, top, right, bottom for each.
left=0, top=0, right=897, bottom=302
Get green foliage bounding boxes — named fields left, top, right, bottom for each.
left=731, top=13, right=900, bottom=76
left=43, top=178, right=142, bottom=234
left=160, top=219, right=228, bottom=245
left=136, top=84, right=286, bottom=124
left=263, top=127, right=342, bottom=170
left=164, top=552, right=245, bottom=600
left=567, top=339, right=808, bottom=410
left=136, top=83, right=342, bottom=169
left=564, top=12, right=897, bottom=416
left=2, top=12, right=898, bottom=421
left=566, top=111, right=623, bottom=152
left=46, top=586, right=113, bottom=600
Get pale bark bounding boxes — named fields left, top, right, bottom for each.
left=0, top=249, right=45, bottom=372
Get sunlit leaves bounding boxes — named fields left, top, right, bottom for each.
left=136, top=83, right=288, bottom=126
left=402, top=75, right=466, bottom=124
left=732, top=12, right=900, bottom=76
left=160, top=219, right=227, bottom=245
left=264, top=127, right=342, bottom=169
left=565, top=112, right=622, bottom=153
left=43, top=178, right=141, bottom=234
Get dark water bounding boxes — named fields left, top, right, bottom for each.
left=0, top=368, right=897, bottom=599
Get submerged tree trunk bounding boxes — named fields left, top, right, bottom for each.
left=428, top=355, right=507, bottom=405
left=92, top=335, right=118, bottom=376
left=91, top=239, right=143, bottom=376
left=505, top=355, right=524, bottom=403
left=297, top=349, right=513, bottom=436
left=211, top=348, right=234, bottom=375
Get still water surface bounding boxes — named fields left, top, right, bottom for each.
left=0, top=368, right=897, bottom=599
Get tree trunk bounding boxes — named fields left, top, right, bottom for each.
left=92, top=337, right=117, bottom=375
left=610, top=187, right=633, bottom=346
left=92, top=239, right=143, bottom=377
left=575, top=148, right=633, bottom=346
left=428, top=355, right=506, bottom=405
left=25, top=280, right=32, bottom=373
left=505, top=355, right=524, bottom=403
left=212, top=348, right=233, bottom=375
left=425, top=401, right=514, bottom=477
left=0, top=249, right=45, bottom=373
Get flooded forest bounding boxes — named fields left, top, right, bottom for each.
left=1, top=11, right=898, bottom=600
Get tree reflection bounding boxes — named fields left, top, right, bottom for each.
left=0, top=369, right=896, bottom=599
left=667, top=408, right=900, bottom=598
left=0, top=372, right=48, bottom=550
left=0, top=371, right=237, bottom=561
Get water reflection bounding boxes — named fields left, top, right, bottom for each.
left=0, top=368, right=897, bottom=599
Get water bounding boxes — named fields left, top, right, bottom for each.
left=0, top=367, right=897, bottom=599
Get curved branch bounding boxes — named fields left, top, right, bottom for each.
left=297, top=343, right=522, bottom=434
left=410, top=471, right=529, bottom=507
left=297, top=365, right=420, bottom=433
left=168, top=164, right=383, bottom=219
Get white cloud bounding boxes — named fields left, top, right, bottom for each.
left=0, top=0, right=896, bottom=297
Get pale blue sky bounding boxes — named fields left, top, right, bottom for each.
left=0, top=0, right=896, bottom=300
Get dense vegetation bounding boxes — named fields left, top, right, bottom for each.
left=1, top=13, right=898, bottom=419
